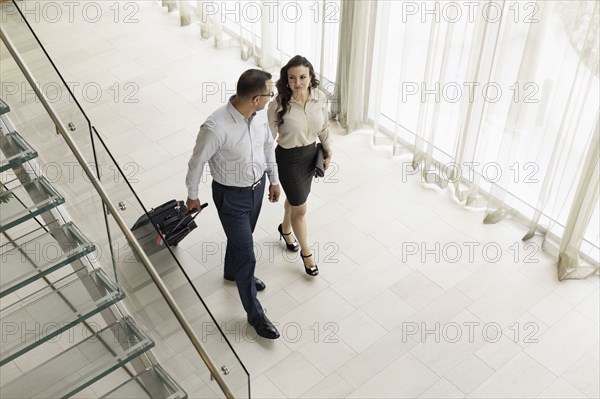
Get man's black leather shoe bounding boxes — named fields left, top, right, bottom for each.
left=248, top=315, right=280, bottom=339
left=253, top=277, right=266, bottom=291
left=223, top=275, right=266, bottom=291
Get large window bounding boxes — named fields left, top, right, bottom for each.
left=370, top=1, right=599, bottom=260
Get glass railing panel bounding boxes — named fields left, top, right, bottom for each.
left=0, top=130, right=38, bottom=172
left=0, top=176, right=64, bottom=232
left=0, top=83, right=121, bottom=287
left=0, top=1, right=97, bottom=163
left=1, top=1, right=249, bottom=395
left=0, top=221, right=96, bottom=297
left=93, top=130, right=250, bottom=397
left=0, top=317, right=154, bottom=399
left=0, top=268, right=124, bottom=365
left=105, top=224, right=249, bottom=397
left=100, top=365, right=188, bottom=399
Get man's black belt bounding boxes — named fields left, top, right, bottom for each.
left=214, top=174, right=264, bottom=191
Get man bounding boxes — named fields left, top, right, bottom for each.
left=186, top=69, right=280, bottom=339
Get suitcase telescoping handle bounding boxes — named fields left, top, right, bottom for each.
left=171, top=202, right=208, bottom=232
left=189, top=202, right=209, bottom=219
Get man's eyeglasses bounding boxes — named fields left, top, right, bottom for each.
left=253, top=92, right=274, bottom=99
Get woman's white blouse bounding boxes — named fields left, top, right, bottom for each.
left=267, top=89, right=332, bottom=153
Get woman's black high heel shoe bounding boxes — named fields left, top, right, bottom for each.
left=278, top=224, right=299, bottom=251
left=301, top=253, right=319, bottom=276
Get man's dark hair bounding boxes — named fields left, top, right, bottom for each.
left=236, top=69, right=272, bottom=99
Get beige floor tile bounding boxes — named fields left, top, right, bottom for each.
left=524, top=311, right=599, bottom=375
left=467, top=353, right=556, bottom=398
left=468, top=273, right=549, bottom=328
left=337, top=328, right=418, bottom=390
left=347, top=353, right=439, bottom=398
left=241, top=375, right=284, bottom=399
left=418, top=378, right=466, bottom=398
left=361, top=289, right=417, bottom=331
left=298, top=338, right=357, bottom=376
left=445, top=355, right=495, bottom=394
left=474, top=334, right=523, bottom=371
left=331, top=251, right=411, bottom=307
left=529, top=292, right=574, bottom=326
left=264, top=352, right=325, bottom=398
left=300, top=372, right=355, bottom=398
left=336, top=309, right=389, bottom=353
left=560, top=354, right=600, bottom=399
left=391, top=271, right=446, bottom=310
left=536, top=378, right=588, bottom=399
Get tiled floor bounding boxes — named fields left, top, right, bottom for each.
left=4, top=1, right=600, bottom=398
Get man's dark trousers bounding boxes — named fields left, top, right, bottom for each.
left=212, top=175, right=265, bottom=322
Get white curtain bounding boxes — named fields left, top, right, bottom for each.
left=331, top=0, right=378, bottom=131
left=160, top=1, right=228, bottom=46
left=168, top=0, right=340, bottom=83
left=558, top=120, right=599, bottom=279
left=367, top=0, right=599, bottom=280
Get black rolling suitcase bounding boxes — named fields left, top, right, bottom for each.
left=131, top=199, right=205, bottom=256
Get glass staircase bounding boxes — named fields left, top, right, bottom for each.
left=0, top=100, right=187, bottom=398
left=1, top=317, right=156, bottom=399
left=1, top=0, right=250, bottom=397
left=0, top=130, right=37, bottom=172
left=0, top=221, right=96, bottom=297
left=0, top=176, right=65, bottom=231
left=100, top=365, right=189, bottom=399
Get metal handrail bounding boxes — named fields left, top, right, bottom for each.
left=0, top=25, right=235, bottom=399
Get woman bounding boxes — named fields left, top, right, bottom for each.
left=267, top=55, right=332, bottom=276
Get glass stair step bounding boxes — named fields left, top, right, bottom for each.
left=0, top=268, right=124, bottom=366
left=100, top=365, right=188, bottom=399
left=0, top=176, right=65, bottom=232
left=0, top=317, right=155, bottom=399
left=0, top=130, right=38, bottom=172
left=0, top=222, right=96, bottom=298
left=0, top=99, right=8, bottom=115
